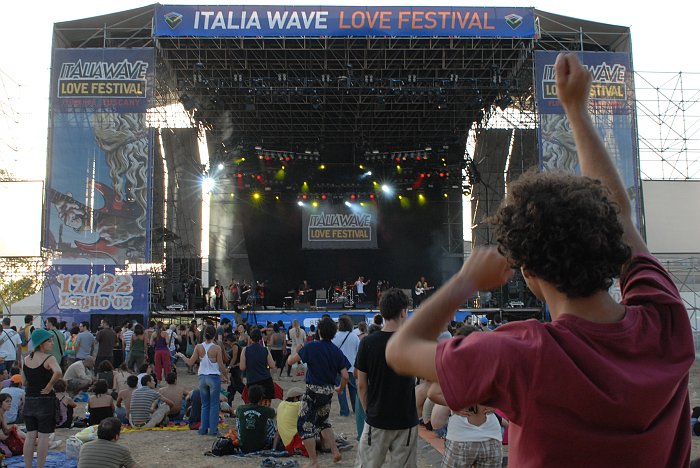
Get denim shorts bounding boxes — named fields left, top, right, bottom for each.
left=24, top=396, right=56, bottom=434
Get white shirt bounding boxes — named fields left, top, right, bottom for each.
left=331, top=330, right=360, bottom=373
left=123, top=329, right=134, bottom=351
left=446, top=412, right=502, bottom=443
left=0, top=330, right=21, bottom=360
left=355, top=281, right=365, bottom=294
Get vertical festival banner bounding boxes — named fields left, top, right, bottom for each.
left=534, top=51, right=642, bottom=228
left=44, top=48, right=154, bottom=322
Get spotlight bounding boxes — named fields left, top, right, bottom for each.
left=252, top=192, right=261, bottom=200
left=381, top=184, right=392, bottom=194
left=297, top=201, right=304, bottom=206
left=312, top=201, right=319, bottom=208
left=344, top=201, right=352, bottom=207
left=202, top=177, right=215, bottom=193
left=319, top=164, right=326, bottom=170
left=217, top=163, right=224, bottom=170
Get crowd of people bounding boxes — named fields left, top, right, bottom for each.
left=1, top=54, right=696, bottom=467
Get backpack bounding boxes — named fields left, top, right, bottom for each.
left=210, top=436, right=239, bottom=456
left=19, top=326, right=32, bottom=347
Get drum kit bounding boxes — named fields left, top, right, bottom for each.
left=329, top=283, right=355, bottom=308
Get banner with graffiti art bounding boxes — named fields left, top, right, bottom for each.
left=301, top=205, right=378, bottom=249
left=534, top=51, right=642, bottom=228
left=45, top=48, right=154, bottom=266
left=42, top=264, right=149, bottom=324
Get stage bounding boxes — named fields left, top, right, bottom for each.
left=151, top=306, right=543, bottom=328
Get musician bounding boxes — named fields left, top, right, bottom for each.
left=376, top=279, right=390, bottom=305
left=354, top=276, right=371, bottom=303
left=213, top=279, right=224, bottom=310
left=413, top=276, right=432, bottom=308
left=298, top=280, right=313, bottom=305
left=255, top=280, right=267, bottom=310
left=240, top=280, right=251, bottom=306
left=228, top=278, right=240, bottom=311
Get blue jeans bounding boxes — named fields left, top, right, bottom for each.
left=198, top=374, right=221, bottom=436
left=115, top=407, right=128, bottom=424
left=336, top=373, right=357, bottom=416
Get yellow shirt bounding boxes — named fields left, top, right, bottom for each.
left=276, top=400, right=301, bottom=445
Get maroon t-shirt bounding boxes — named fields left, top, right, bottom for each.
left=436, top=253, right=694, bottom=467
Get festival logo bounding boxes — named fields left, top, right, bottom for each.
left=505, top=14, right=523, bottom=30
left=164, top=11, right=183, bottom=29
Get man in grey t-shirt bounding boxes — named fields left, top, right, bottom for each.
left=74, top=321, right=95, bottom=360
left=78, top=417, right=139, bottom=468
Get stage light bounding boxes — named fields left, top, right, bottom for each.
left=217, top=163, right=224, bottom=170
left=443, top=193, right=449, bottom=198
left=321, top=194, right=327, bottom=200
left=369, top=194, right=375, bottom=200
left=360, top=202, right=366, bottom=207
left=319, top=164, right=326, bottom=170
left=381, top=184, right=392, bottom=194
left=202, top=177, right=215, bottom=193
left=230, top=192, right=235, bottom=198
left=344, top=201, right=352, bottom=207
left=418, top=193, right=426, bottom=206
left=297, top=201, right=304, bottom=206
left=358, top=164, right=364, bottom=170
left=275, top=194, right=280, bottom=200
left=350, top=194, right=356, bottom=200
left=252, top=192, right=261, bottom=200
left=396, top=165, right=401, bottom=171
left=312, top=201, right=319, bottom=208
left=398, top=195, right=402, bottom=200
left=302, top=194, right=308, bottom=200
left=301, top=181, right=309, bottom=193
left=372, top=181, right=379, bottom=187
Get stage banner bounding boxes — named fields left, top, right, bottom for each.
left=534, top=51, right=642, bottom=228
left=42, top=264, right=149, bottom=323
left=155, top=5, right=535, bottom=38
left=301, top=205, right=378, bottom=250
left=45, top=48, right=155, bottom=266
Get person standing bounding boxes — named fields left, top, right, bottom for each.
left=178, top=326, right=228, bottom=436
left=126, top=324, right=146, bottom=373
left=354, top=276, right=370, bottom=304
left=240, top=328, right=276, bottom=400
left=95, top=320, right=117, bottom=368
left=213, top=279, right=224, bottom=311
left=122, top=322, right=134, bottom=364
left=355, top=288, right=419, bottom=468
left=22, top=329, right=62, bottom=468
left=0, top=320, right=21, bottom=372
left=150, top=323, right=171, bottom=384
left=19, top=315, right=35, bottom=359
left=385, top=54, right=695, bottom=467
left=74, top=322, right=95, bottom=362
left=413, top=276, right=432, bottom=308
left=332, top=315, right=359, bottom=417
left=44, top=318, right=65, bottom=371
left=287, top=317, right=350, bottom=468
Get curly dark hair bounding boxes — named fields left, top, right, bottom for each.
left=491, top=171, right=631, bottom=298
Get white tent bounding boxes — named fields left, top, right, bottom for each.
left=4, top=292, right=43, bottom=330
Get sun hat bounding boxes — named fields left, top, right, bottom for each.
left=286, top=387, right=304, bottom=400
left=30, top=328, right=53, bottom=349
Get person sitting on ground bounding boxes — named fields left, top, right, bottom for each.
left=77, top=417, right=140, bottom=468
left=0, top=375, right=24, bottom=424
left=136, top=363, right=155, bottom=389
left=128, top=375, right=173, bottom=428
left=113, top=362, right=130, bottom=395
left=116, top=375, right=138, bottom=425
left=97, top=360, right=116, bottom=396
left=63, top=355, right=96, bottom=395
left=386, top=53, right=696, bottom=467
left=54, top=379, right=76, bottom=428
left=88, top=379, right=115, bottom=426
left=235, top=384, right=277, bottom=453
left=0, top=393, right=25, bottom=457
left=1, top=368, right=19, bottom=389
left=159, top=372, right=187, bottom=420
left=276, top=387, right=306, bottom=455
left=185, top=389, right=202, bottom=430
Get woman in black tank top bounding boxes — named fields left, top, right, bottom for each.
left=22, top=328, right=62, bottom=467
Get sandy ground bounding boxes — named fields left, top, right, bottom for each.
left=48, top=358, right=700, bottom=467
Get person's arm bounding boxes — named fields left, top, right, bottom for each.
left=356, top=370, right=368, bottom=410
left=41, top=356, right=63, bottom=394
left=177, top=344, right=200, bottom=367
left=215, top=346, right=228, bottom=383
left=266, top=349, right=276, bottom=369
left=336, top=368, right=349, bottom=395
left=427, top=382, right=448, bottom=406
left=239, top=347, right=247, bottom=371
left=385, top=247, right=513, bottom=381
left=554, top=52, right=647, bottom=255
left=158, top=392, right=174, bottom=408
left=286, top=343, right=303, bottom=366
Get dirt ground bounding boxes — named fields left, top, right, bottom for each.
left=50, top=358, right=700, bottom=467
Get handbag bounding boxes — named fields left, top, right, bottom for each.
left=5, top=426, right=24, bottom=455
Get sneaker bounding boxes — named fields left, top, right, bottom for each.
left=336, top=439, right=353, bottom=452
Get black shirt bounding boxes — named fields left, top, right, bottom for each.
left=354, top=331, right=418, bottom=430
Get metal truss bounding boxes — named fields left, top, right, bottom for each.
left=634, top=71, right=700, bottom=180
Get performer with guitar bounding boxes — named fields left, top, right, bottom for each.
left=413, top=276, right=434, bottom=308
left=354, top=276, right=371, bottom=304
left=298, top=280, right=313, bottom=305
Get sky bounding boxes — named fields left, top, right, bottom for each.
left=0, top=0, right=696, bottom=180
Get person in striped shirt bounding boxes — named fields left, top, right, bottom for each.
left=122, top=322, right=134, bottom=364
left=78, top=417, right=139, bottom=468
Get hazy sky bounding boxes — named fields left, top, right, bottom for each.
left=0, top=1, right=695, bottom=179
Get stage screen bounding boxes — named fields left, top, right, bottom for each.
left=0, top=181, right=43, bottom=257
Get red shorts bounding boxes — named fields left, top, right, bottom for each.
left=285, top=433, right=308, bottom=457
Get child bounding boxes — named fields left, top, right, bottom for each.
left=55, top=379, right=76, bottom=429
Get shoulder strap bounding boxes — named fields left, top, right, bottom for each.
left=338, top=331, right=350, bottom=349
left=4, top=331, right=16, bottom=352
left=41, top=354, right=52, bottom=367
left=52, top=330, right=64, bottom=356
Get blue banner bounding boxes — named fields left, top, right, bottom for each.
left=155, top=5, right=535, bottom=37
left=534, top=51, right=642, bottom=228
left=42, top=264, right=149, bottom=323
left=46, top=49, right=155, bottom=266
